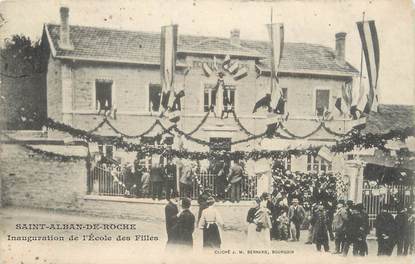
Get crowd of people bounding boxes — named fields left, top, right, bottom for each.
left=164, top=190, right=415, bottom=256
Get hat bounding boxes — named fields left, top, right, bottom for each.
left=355, top=203, right=364, bottom=211
left=207, top=196, right=215, bottom=205
left=181, top=197, right=191, bottom=209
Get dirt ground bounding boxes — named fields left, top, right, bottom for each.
left=0, top=207, right=412, bottom=264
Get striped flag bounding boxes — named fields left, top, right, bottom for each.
left=202, top=62, right=213, bottom=77
left=233, top=67, right=248, bottom=81
left=160, top=24, right=178, bottom=111
left=223, top=55, right=231, bottom=70
left=227, top=61, right=239, bottom=74
left=357, top=20, right=380, bottom=113
left=267, top=23, right=284, bottom=112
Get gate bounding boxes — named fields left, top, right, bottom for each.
left=362, top=180, right=413, bottom=229
left=189, top=172, right=258, bottom=200
left=90, top=164, right=127, bottom=196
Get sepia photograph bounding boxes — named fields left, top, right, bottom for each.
left=0, top=0, right=414, bottom=263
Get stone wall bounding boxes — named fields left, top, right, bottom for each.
left=0, top=143, right=252, bottom=230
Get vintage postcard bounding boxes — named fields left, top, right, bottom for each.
left=0, top=0, right=414, bottom=263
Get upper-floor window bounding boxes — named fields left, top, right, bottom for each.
left=149, top=83, right=162, bottom=112
left=96, top=80, right=113, bottom=112
left=203, top=83, right=235, bottom=112
left=315, top=89, right=330, bottom=116
left=307, top=154, right=332, bottom=172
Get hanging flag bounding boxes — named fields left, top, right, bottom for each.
left=227, top=61, right=239, bottom=74
left=202, top=62, right=213, bottom=77
left=255, top=65, right=263, bottom=79
left=223, top=55, right=231, bottom=70
left=213, top=56, right=219, bottom=72
left=252, top=94, right=271, bottom=113
left=267, top=23, right=284, bottom=112
left=160, top=24, right=178, bottom=111
left=351, top=78, right=369, bottom=119
left=335, top=97, right=342, bottom=114
left=233, top=67, right=248, bottom=80
left=357, top=20, right=380, bottom=113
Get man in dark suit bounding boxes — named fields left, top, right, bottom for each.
left=150, top=161, right=164, bottom=200
left=165, top=192, right=179, bottom=247
left=164, top=159, right=177, bottom=200
left=395, top=205, right=410, bottom=256
left=376, top=207, right=397, bottom=256
left=288, top=198, right=306, bottom=241
left=172, top=197, right=195, bottom=249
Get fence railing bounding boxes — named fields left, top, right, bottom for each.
left=89, top=164, right=257, bottom=200
left=362, top=180, right=413, bottom=230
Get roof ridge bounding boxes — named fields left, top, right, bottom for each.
left=46, top=23, right=334, bottom=50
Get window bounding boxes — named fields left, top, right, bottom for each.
left=98, top=144, right=114, bottom=159
left=95, top=80, right=113, bottom=111
left=307, top=154, right=332, bottom=172
left=315, top=89, right=330, bottom=116
left=149, top=84, right=162, bottom=112
left=203, top=84, right=235, bottom=112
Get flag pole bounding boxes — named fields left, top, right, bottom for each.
left=269, top=8, right=274, bottom=109
left=358, top=12, right=365, bottom=98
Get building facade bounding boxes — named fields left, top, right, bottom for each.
left=41, top=7, right=362, bottom=173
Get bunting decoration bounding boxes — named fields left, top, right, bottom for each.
left=160, top=24, right=181, bottom=122
left=356, top=20, right=380, bottom=114
left=253, top=21, right=285, bottom=114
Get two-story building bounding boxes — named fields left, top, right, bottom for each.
left=41, top=7, right=361, bottom=174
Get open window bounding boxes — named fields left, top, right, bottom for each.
left=149, top=83, right=162, bottom=112
left=95, top=80, right=113, bottom=111
left=315, top=89, right=330, bottom=116
left=203, top=84, right=235, bottom=112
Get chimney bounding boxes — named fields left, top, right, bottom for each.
left=335, top=32, right=346, bottom=65
left=59, top=7, right=72, bottom=49
left=230, top=29, right=240, bottom=46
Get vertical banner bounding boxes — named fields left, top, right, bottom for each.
left=160, top=24, right=178, bottom=111
left=266, top=23, right=284, bottom=111
left=357, top=20, right=380, bottom=113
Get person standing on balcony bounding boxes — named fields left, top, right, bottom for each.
left=227, top=159, right=243, bottom=203
left=199, top=196, right=224, bottom=249
left=179, top=162, right=194, bottom=198
left=164, top=159, right=177, bottom=200
left=150, top=159, right=164, bottom=200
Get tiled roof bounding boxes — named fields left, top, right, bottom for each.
left=363, top=104, right=414, bottom=134
left=45, top=24, right=358, bottom=75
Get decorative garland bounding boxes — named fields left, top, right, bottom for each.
left=332, top=127, right=415, bottom=153
left=279, top=122, right=324, bottom=139
left=186, top=109, right=211, bottom=136
left=24, top=144, right=85, bottom=162
left=231, top=111, right=255, bottom=136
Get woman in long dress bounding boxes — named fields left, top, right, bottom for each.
left=253, top=200, right=272, bottom=248
left=199, top=196, right=224, bottom=249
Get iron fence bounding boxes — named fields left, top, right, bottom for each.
left=89, top=164, right=258, bottom=200
left=362, top=180, right=413, bottom=229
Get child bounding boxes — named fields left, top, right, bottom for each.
left=277, top=210, right=290, bottom=241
